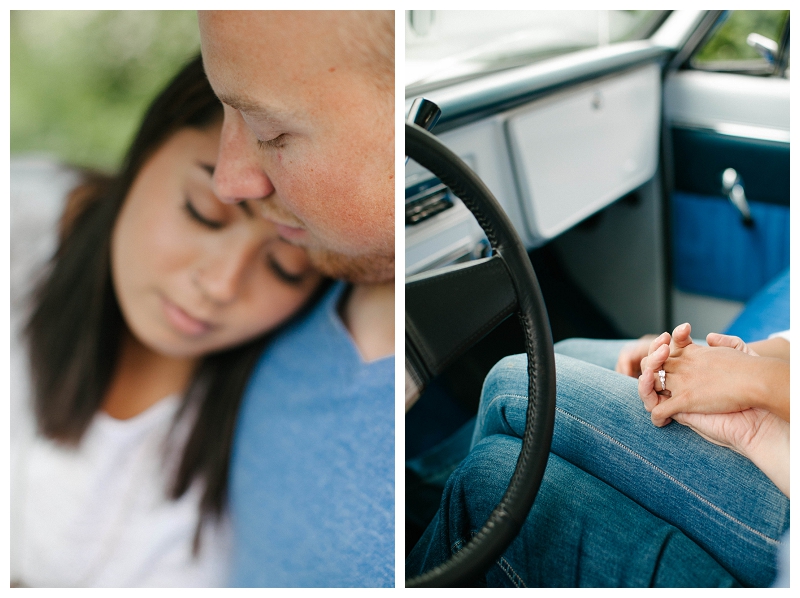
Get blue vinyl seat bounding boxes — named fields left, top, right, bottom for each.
left=724, top=268, right=790, bottom=342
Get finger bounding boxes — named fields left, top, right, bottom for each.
left=647, top=331, right=671, bottom=356
left=671, top=322, right=693, bottom=348
left=651, top=393, right=689, bottom=423
left=652, top=370, right=668, bottom=393
left=620, top=335, right=657, bottom=375
left=647, top=343, right=670, bottom=371
left=615, top=349, right=634, bottom=376
left=707, top=332, right=748, bottom=353
left=650, top=410, right=672, bottom=427
left=639, top=369, right=658, bottom=412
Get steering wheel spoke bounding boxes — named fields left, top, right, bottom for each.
left=406, top=254, right=517, bottom=390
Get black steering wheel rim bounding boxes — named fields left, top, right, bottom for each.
left=405, top=122, right=557, bottom=587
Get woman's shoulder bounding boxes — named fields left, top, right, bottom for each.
left=11, top=156, right=82, bottom=305
left=11, top=157, right=85, bottom=436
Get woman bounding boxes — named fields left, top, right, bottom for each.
left=10, top=55, right=325, bottom=587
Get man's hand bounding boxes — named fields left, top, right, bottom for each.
left=615, top=334, right=657, bottom=377
left=638, top=323, right=790, bottom=496
left=673, top=408, right=789, bottom=497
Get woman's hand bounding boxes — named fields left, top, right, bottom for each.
left=620, top=328, right=758, bottom=378
left=639, top=324, right=789, bottom=425
left=637, top=326, right=690, bottom=423
left=638, top=323, right=790, bottom=496
left=639, top=324, right=788, bottom=426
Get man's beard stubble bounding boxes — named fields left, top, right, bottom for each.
left=307, top=245, right=394, bottom=285
left=258, top=196, right=394, bottom=284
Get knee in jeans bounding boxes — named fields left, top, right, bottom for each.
left=455, top=437, right=519, bottom=503
left=554, top=338, right=583, bottom=355
left=482, top=354, right=527, bottom=394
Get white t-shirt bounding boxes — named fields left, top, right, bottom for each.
left=10, top=158, right=231, bottom=587
left=768, top=330, right=791, bottom=342
left=11, top=396, right=231, bottom=587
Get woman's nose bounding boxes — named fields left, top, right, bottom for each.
left=213, top=105, right=275, bottom=204
left=194, top=241, right=254, bottom=306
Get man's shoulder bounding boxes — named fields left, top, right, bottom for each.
left=243, top=282, right=393, bottom=406
left=258, top=281, right=393, bottom=373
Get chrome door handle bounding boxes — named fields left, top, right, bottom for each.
left=722, top=168, right=754, bottom=227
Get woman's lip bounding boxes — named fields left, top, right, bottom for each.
left=161, top=297, right=213, bottom=336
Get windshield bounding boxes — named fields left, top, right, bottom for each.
left=406, top=10, right=668, bottom=95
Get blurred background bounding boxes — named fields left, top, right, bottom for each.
left=11, top=10, right=201, bottom=171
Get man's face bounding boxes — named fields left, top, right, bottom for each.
left=198, top=11, right=394, bottom=284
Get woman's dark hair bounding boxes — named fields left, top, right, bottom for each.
left=25, top=55, right=323, bottom=547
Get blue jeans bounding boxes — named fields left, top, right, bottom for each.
left=406, top=437, right=739, bottom=587
left=473, top=339, right=789, bottom=587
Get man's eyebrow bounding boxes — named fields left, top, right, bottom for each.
left=216, top=93, right=291, bottom=125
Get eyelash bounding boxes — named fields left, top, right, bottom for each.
left=257, top=133, right=288, bottom=150
left=184, top=197, right=224, bottom=230
left=185, top=197, right=303, bottom=284
left=268, top=256, right=305, bottom=285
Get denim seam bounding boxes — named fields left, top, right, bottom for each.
left=554, top=404, right=781, bottom=546
left=497, top=555, right=528, bottom=588
left=461, top=530, right=528, bottom=587
left=485, top=389, right=779, bottom=545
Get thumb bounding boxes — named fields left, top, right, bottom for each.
left=671, top=323, right=693, bottom=349
left=707, top=332, right=755, bottom=355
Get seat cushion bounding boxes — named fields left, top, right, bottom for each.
left=723, top=268, right=789, bottom=342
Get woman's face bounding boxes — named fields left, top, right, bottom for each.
left=111, top=121, right=323, bottom=358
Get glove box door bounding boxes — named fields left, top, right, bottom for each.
left=506, top=63, right=661, bottom=243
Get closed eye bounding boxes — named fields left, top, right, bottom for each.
left=257, top=133, right=288, bottom=150
left=184, top=197, right=224, bottom=230
left=268, top=255, right=306, bottom=285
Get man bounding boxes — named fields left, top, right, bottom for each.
left=198, top=11, right=395, bottom=587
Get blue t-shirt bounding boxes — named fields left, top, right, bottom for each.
left=228, top=283, right=395, bottom=587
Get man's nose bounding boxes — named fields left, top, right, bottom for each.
left=214, top=105, right=275, bottom=204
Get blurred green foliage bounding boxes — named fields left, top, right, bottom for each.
left=694, top=10, right=788, bottom=63
left=11, top=11, right=201, bottom=171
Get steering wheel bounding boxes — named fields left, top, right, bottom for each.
left=405, top=120, right=557, bottom=587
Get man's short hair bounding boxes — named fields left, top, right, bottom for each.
left=338, top=11, right=394, bottom=93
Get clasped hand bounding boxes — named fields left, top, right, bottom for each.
left=634, top=323, right=789, bottom=496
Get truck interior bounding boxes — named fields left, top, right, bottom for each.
left=404, top=9, right=790, bottom=586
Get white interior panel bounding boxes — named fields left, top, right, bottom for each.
left=435, top=117, right=530, bottom=245
left=506, top=63, right=661, bottom=242
left=405, top=117, right=528, bottom=274
left=664, top=69, right=789, bottom=134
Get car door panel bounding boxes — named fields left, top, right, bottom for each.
left=664, top=69, right=789, bottom=304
